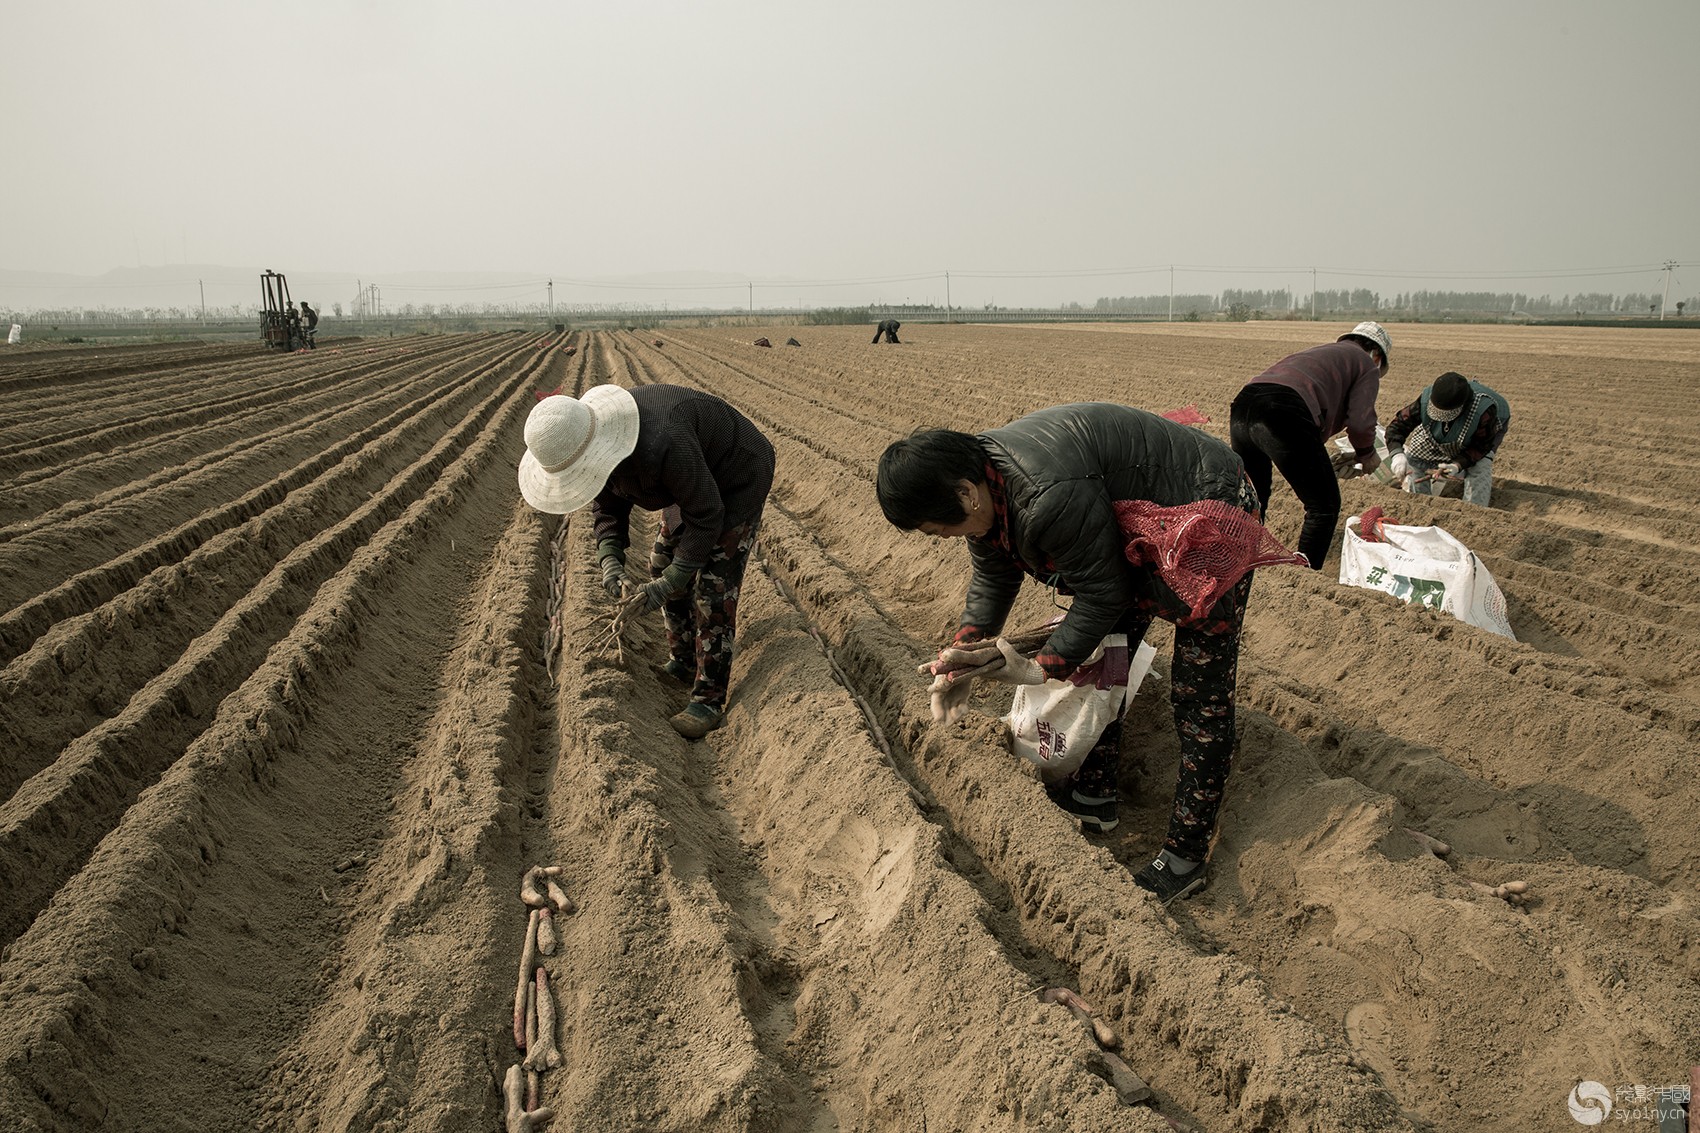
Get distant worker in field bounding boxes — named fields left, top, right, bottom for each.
left=872, top=318, right=901, bottom=344
left=299, top=301, right=318, bottom=348
left=518, top=384, right=775, bottom=740
left=1384, top=371, right=1510, bottom=506
left=1228, top=321, right=1389, bottom=571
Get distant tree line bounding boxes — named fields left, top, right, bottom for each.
left=1093, top=294, right=1219, bottom=315
left=1393, top=290, right=1678, bottom=315
left=1086, top=288, right=1696, bottom=318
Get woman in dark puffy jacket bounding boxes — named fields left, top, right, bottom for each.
left=877, top=402, right=1276, bottom=905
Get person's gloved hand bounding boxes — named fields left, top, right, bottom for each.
left=929, top=670, right=976, bottom=724
left=599, top=555, right=627, bottom=597
left=630, top=561, right=695, bottom=611
left=1388, top=453, right=1410, bottom=480
left=1357, top=451, right=1382, bottom=477
left=1437, top=461, right=1461, bottom=479
left=596, top=539, right=627, bottom=597
left=979, top=637, right=1046, bottom=685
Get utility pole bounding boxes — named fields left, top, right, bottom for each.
left=1311, top=267, right=1317, bottom=321
left=548, top=279, right=554, bottom=320
left=1662, top=260, right=1677, bottom=320
left=198, top=279, right=205, bottom=321
left=749, top=282, right=754, bottom=313
left=1168, top=266, right=1174, bottom=323
left=945, top=271, right=951, bottom=323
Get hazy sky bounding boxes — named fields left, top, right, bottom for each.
left=6, top=0, right=1697, bottom=310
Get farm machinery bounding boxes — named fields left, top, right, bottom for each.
left=260, top=270, right=309, bottom=351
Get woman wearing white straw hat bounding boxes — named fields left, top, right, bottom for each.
left=518, top=383, right=775, bottom=739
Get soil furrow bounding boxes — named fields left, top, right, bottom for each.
left=0, top=359, right=499, bottom=615
left=0, top=344, right=538, bottom=784
left=0, top=351, right=545, bottom=945
left=0, top=338, right=545, bottom=1131
left=0, top=337, right=510, bottom=522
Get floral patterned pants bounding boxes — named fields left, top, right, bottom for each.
left=649, top=517, right=761, bottom=712
left=1068, top=570, right=1253, bottom=863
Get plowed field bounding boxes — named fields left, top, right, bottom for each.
left=2, top=323, right=1696, bottom=1133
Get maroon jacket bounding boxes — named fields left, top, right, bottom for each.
left=1245, top=340, right=1383, bottom=456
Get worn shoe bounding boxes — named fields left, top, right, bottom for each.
left=1045, top=781, right=1119, bottom=834
left=1134, top=854, right=1208, bottom=905
left=657, top=657, right=693, bottom=686
left=669, top=702, right=723, bottom=740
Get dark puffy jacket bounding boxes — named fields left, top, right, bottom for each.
left=964, top=403, right=1246, bottom=668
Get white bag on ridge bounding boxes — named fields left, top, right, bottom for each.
left=1339, top=515, right=1515, bottom=639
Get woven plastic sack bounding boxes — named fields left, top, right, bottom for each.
left=1113, top=498, right=1307, bottom=620
left=1329, top=425, right=1396, bottom=484
left=1004, top=636, right=1158, bottom=782
left=1339, top=515, right=1515, bottom=639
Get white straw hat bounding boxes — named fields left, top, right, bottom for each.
left=517, top=385, right=640, bottom=514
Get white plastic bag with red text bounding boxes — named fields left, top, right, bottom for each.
left=1004, top=636, right=1157, bottom=783
left=1339, top=516, right=1515, bottom=639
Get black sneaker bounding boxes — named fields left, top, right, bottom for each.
left=1134, top=857, right=1207, bottom=905
left=1045, top=781, right=1119, bottom=834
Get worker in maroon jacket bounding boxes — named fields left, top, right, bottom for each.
left=1228, top=321, right=1390, bottom=570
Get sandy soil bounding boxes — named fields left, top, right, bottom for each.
left=1, top=322, right=1696, bottom=1132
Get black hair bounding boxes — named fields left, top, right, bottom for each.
left=1431, top=371, right=1471, bottom=410
left=876, top=428, right=986, bottom=529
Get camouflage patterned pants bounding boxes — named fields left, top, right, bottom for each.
left=650, top=517, right=761, bottom=712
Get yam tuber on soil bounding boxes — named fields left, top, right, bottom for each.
left=1469, top=878, right=1531, bottom=905
left=1093, top=1049, right=1153, bottom=1106
left=525, top=979, right=537, bottom=1052
left=1402, top=828, right=1528, bottom=903
left=503, top=1063, right=554, bottom=1132
left=514, top=908, right=539, bottom=1049
left=520, top=867, right=548, bottom=909
left=544, top=877, right=577, bottom=917
left=525, top=967, right=563, bottom=1071
left=537, top=907, right=557, bottom=955
left=1040, top=986, right=1119, bottom=1050
left=1404, top=827, right=1452, bottom=858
